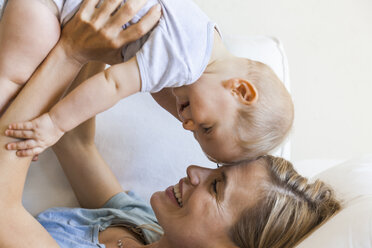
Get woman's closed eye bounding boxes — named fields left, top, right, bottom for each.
left=212, top=179, right=219, bottom=194
left=211, top=171, right=227, bottom=201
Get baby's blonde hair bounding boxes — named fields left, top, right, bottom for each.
left=229, top=155, right=341, bottom=248
left=234, top=59, right=294, bottom=162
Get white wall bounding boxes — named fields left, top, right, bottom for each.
left=194, top=0, right=372, bottom=161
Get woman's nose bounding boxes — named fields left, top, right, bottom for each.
left=186, top=165, right=212, bottom=186
left=182, top=119, right=196, bottom=131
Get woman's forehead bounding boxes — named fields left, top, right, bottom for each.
left=223, top=162, right=268, bottom=204
left=224, top=160, right=267, bottom=179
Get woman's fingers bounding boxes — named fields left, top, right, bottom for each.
left=60, top=0, right=160, bottom=65
left=5, top=129, right=35, bottom=139
left=118, top=4, right=161, bottom=45
left=109, top=0, right=148, bottom=29
left=6, top=139, right=38, bottom=151
left=8, top=121, right=34, bottom=130
left=92, top=0, right=123, bottom=27
left=77, top=0, right=101, bottom=18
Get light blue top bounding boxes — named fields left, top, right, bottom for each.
left=36, top=191, right=163, bottom=248
left=0, top=0, right=6, bottom=19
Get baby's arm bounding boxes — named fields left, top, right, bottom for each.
left=5, top=57, right=141, bottom=156
left=51, top=57, right=141, bottom=132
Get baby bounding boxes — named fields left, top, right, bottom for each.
left=3, top=0, right=294, bottom=164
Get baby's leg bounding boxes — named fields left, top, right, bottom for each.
left=0, top=0, right=61, bottom=115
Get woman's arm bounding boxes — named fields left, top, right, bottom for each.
left=0, top=44, right=83, bottom=205
left=0, top=28, right=87, bottom=248
left=54, top=136, right=124, bottom=209
left=0, top=0, right=161, bottom=246
left=53, top=62, right=123, bottom=209
left=0, top=61, right=103, bottom=248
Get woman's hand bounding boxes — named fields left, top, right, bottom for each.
left=60, top=0, right=161, bottom=65
left=5, top=113, right=65, bottom=157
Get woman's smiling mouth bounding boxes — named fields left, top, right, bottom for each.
left=173, top=183, right=183, bottom=207
left=165, top=179, right=184, bottom=208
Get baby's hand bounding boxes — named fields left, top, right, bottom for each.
left=5, top=113, right=65, bottom=157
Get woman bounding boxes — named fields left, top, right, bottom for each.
left=0, top=1, right=340, bottom=248
left=45, top=112, right=341, bottom=248
left=39, top=109, right=339, bottom=248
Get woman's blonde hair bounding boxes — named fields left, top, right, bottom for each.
left=234, top=60, right=294, bottom=162
left=229, top=155, right=341, bottom=248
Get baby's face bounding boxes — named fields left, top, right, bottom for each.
left=172, top=75, right=243, bottom=163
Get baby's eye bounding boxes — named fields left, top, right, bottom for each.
left=202, top=126, right=212, bottom=134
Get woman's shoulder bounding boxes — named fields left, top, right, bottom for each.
left=36, top=191, right=156, bottom=226
left=37, top=191, right=162, bottom=244
left=103, top=191, right=154, bottom=214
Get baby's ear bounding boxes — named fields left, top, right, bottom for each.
left=225, top=78, right=258, bottom=105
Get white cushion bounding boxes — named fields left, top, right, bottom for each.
left=297, top=155, right=372, bottom=247
left=22, top=35, right=291, bottom=216
left=293, top=158, right=345, bottom=178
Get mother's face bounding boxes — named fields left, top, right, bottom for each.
left=150, top=161, right=269, bottom=248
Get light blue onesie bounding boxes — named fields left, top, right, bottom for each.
left=36, top=191, right=163, bottom=247
left=0, top=0, right=217, bottom=93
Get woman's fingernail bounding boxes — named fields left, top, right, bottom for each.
left=156, top=4, right=161, bottom=11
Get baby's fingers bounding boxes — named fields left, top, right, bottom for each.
left=5, top=129, right=35, bottom=139
left=6, top=139, right=38, bottom=151
left=16, top=147, right=43, bottom=157
left=8, top=121, right=34, bottom=130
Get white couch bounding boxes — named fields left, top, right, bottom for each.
left=22, top=35, right=371, bottom=247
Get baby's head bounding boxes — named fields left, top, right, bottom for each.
left=172, top=58, right=294, bottom=164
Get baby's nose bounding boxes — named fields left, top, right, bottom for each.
left=182, top=119, right=196, bottom=131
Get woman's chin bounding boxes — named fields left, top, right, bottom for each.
left=150, top=191, right=163, bottom=213
left=150, top=191, right=169, bottom=226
